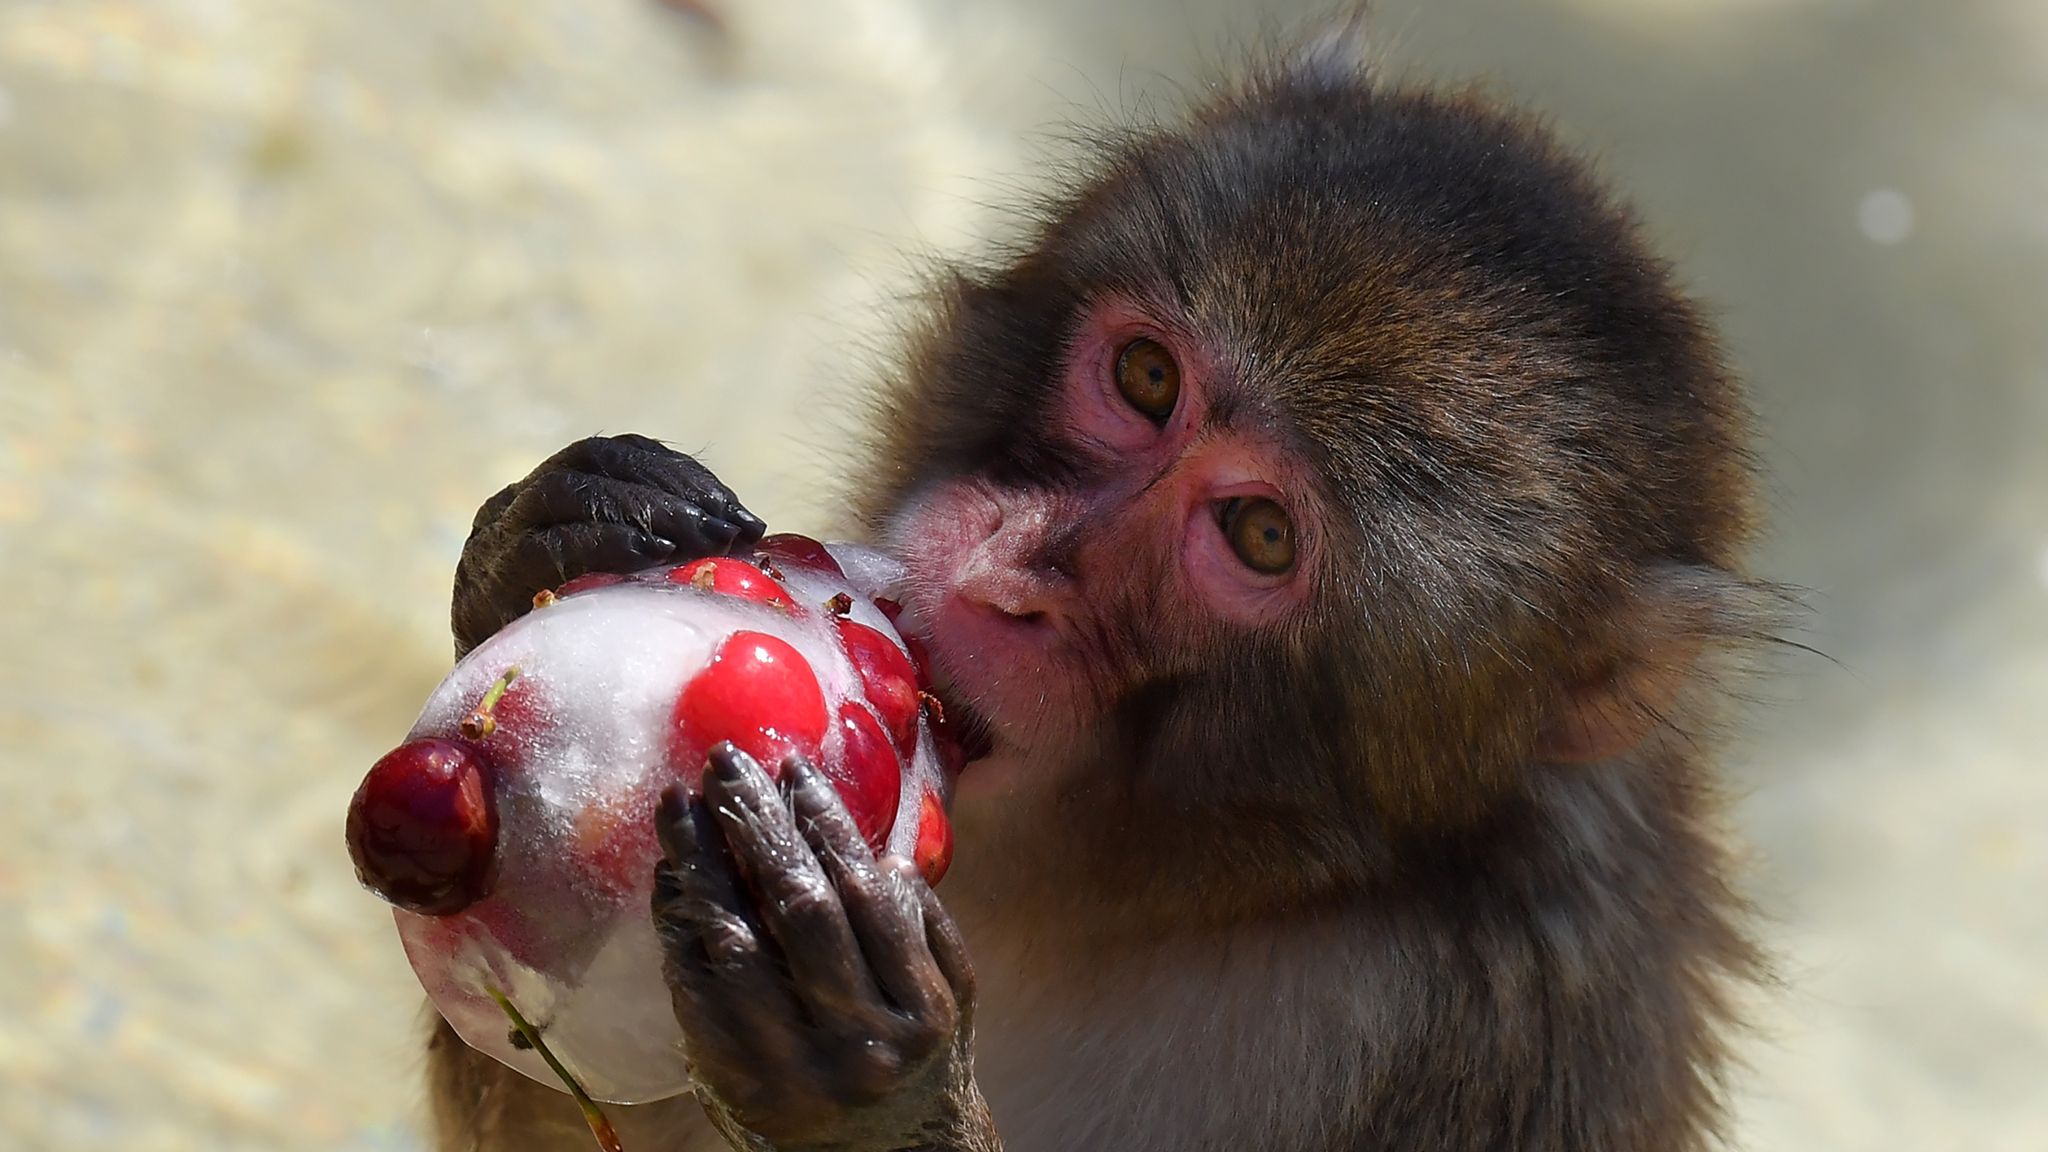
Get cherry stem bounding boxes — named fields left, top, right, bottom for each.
left=460, top=666, right=523, bottom=740
left=486, top=985, right=622, bottom=1152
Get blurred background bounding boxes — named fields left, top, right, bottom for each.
left=1, top=0, right=2043, bottom=1148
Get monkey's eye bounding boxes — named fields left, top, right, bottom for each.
left=1113, top=337, right=1180, bottom=423
left=1218, top=497, right=1295, bottom=575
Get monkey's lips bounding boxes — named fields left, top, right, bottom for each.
left=930, top=680, right=996, bottom=768
left=922, top=595, right=1065, bottom=744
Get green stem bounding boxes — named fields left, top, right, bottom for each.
left=486, top=985, right=622, bottom=1152
left=460, top=666, right=522, bottom=740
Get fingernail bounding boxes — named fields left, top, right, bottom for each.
left=705, top=741, right=751, bottom=784
left=657, top=781, right=692, bottom=826
left=656, top=783, right=697, bottom=864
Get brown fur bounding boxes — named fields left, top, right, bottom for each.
left=429, top=50, right=1771, bottom=1152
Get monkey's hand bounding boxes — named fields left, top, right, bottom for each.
left=654, top=746, right=1000, bottom=1152
left=451, top=434, right=765, bottom=657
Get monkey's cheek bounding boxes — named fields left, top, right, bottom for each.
left=883, top=483, right=1003, bottom=590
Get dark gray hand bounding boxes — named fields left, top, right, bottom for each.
left=450, top=434, right=764, bottom=656
left=654, top=747, right=1000, bottom=1152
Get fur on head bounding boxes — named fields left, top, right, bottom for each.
left=860, top=47, right=1775, bottom=923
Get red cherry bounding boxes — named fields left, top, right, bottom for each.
left=912, top=789, right=952, bottom=886
left=873, top=600, right=932, bottom=681
left=829, top=704, right=903, bottom=851
left=669, top=631, right=827, bottom=779
left=874, top=597, right=941, bottom=699
left=754, top=533, right=844, bottom=578
left=347, top=738, right=499, bottom=915
left=470, top=675, right=549, bottom=761
left=556, top=571, right=627, bottom=597
left=835, top=620, right=920, bottom=754
left=667, top=557, right=795, bottom=611
left=567, top=789, right=663, bottom=897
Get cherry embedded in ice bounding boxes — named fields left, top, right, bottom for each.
left=460, top=670, right=550, bottom=762
left=383, top=539, right=951, bottom=1106
left=836, top=619, right=920, bottom=755
left=669, top=630, right=828, bottom=780
left=568, top=791, right=662, bottom=898
left=556, top=571, right=628, bottom=597
left=829, top=704, right=903, bottom=851
left=912, top=788, right=952, bottom=887
left=347, top=737, right=500, bottom=915
left=754, top=533, right=844, bottom=578
left=667, top=557, right=795, bottom=611
left=489, top=678, right=549, bottom=752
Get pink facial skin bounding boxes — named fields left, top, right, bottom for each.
left=886, top=297, right=1322, bottom=775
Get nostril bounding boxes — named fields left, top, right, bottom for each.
left=966, top=591, right=1037, bottom=620
left=958, top=586, right=1058, bottom=630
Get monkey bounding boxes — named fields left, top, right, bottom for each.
left=425, top=34, right=1776, bottom=1152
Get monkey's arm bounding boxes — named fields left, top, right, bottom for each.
left=655, top=746, right=1002, bottom=1152
left=451, top=433, right=765, bottom=657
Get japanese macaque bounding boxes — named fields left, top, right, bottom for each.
left=427, top=31, right=1774, bottom=1152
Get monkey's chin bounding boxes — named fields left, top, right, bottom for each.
left=948, top=747, right=1065, bottom=808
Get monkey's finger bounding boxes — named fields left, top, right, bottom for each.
left=786, top=760, right=954, bottom=1025
left=504, top=520, right=676, bottom=591
left=636, top=487, right=754, bottom=560
left=510, top=466, right=752, bottom=564
left=915, top=867, right=978, bottom=1011
left=605, top=434, right=767, bottom=545
left=662, top=936, right=811, bottom=1101
left=468, top=479, right=522, bottom=535
left=653, top=791, right=811, bottom=1073
left=452, top=521, right=667, bottom=653
left=551, top=434, right=765, bottom=546
left=700, top=745, right=884, bottom=1019
left=654, top=784, right=766, bottom=972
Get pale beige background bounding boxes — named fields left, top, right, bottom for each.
left=1, top=1, right=2043, bottom=1149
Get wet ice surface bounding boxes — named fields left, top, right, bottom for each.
left=390, top=547, right=937, bottom=1102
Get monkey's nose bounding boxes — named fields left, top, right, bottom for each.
left=953, top=555, right=1068, bottom=625
left=953, top=518, right=1074, bottom=626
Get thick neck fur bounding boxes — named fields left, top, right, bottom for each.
left=941, top=736, right=1754, bottom=1152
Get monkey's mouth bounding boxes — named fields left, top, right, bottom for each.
left=934, top=687, right=996, bottom=766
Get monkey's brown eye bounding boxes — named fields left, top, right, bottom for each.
left=1219, top=497, right=1295, bottom=575
left=1114, top=337, right=1180, bottom=423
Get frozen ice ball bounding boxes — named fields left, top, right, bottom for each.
left=345, top=538, right=952, bottom=1104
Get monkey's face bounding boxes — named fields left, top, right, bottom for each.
left=885, top=292, right=1328, bottom=783
left=866, top=72, right=1753, bottom=879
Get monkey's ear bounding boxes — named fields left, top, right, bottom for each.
left=1287, top=4, right=1375, bottom=87
left=1537, top=637, right=1700, bottom=763
left=1538, top=563, right=1774, bottom=763
left=1540, top=557, right=1769, bottom=758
